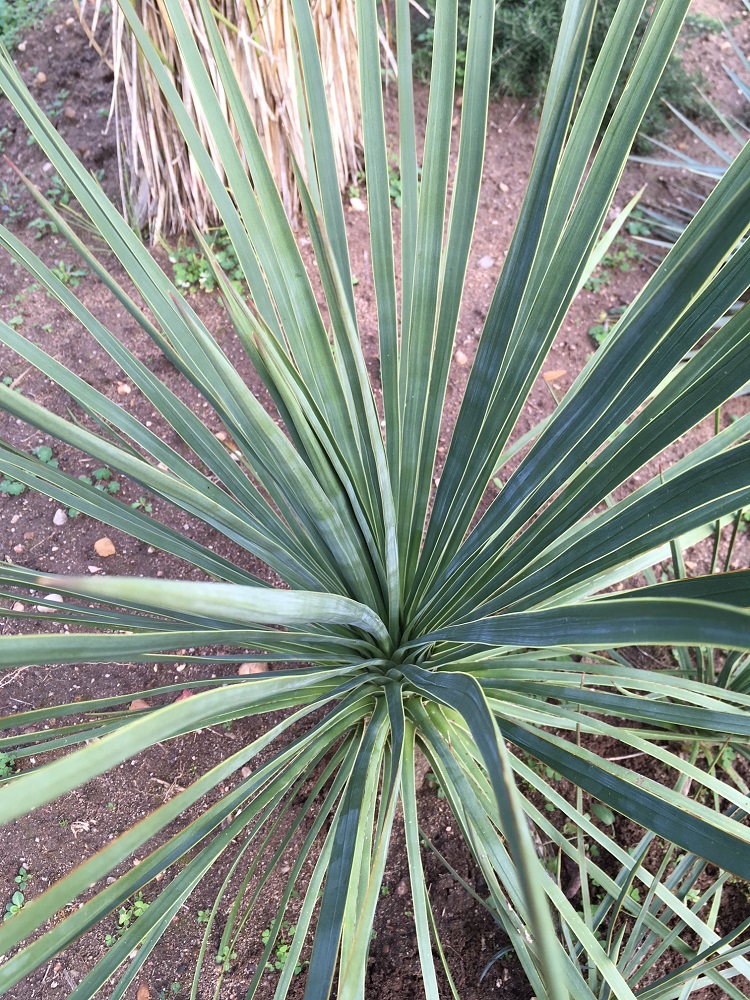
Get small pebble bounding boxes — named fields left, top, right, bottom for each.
left=238, top=661, right=268, bottom=675
left=455, top=350, right=468, bottom=366
left=53, top=508, right=68, bottom=527
left=36, top=594, right=63, bottom=612
left=35, top=71, right=47, bottom=85
left=477, top=255, right=495, bottom=269
left=94, top=537, right=116, bottom=557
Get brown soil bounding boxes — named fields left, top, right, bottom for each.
left=1, top=2, right=750, bottom=998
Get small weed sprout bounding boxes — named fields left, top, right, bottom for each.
left=3, top=892, right=24, bottom=922
left=261, top=923, right=304, bottom=976
left=50, top=261, right=88, bottom=287
left=168, top=228, right=244, bottom=294
left=14, top=867, right=29, bottom=890
left=215, top=945, right=237, bottom=971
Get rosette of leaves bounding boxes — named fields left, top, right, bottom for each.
left=1, top=0, right=750, bottom=997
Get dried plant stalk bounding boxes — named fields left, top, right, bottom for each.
left=78, top=0, right=362, bottom=239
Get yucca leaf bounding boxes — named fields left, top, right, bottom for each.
left=401, top=722, right=440, bottom=998
left=0, top=696, right=367, bottom=987
left=304, top=700, right=388, bottom=999
left=501, top=719, right=750, bottom=884
left=488, top=443, right=750, bottom=614
left=393, top=0, right=418, bottom=455
left=423, top=597, right=750, bottom=654
left=416, top=0, right=695, bottom=606
left=397, top=0, right=494, bottom=588
left=0, top=670, right=353, bottom=825
left=27, top=574, right=388, bottom=642
left=401, top=664, right=569, bottom=1000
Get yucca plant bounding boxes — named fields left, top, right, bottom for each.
left=2, top=0, right=750, bottom=997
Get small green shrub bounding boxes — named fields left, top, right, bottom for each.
left=413, top=0, right=706, bottom=144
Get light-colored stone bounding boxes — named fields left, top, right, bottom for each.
left=116, top=382, right=131, bottom=395
left=129, top=699, right=150, bottom=711
left=349, top=196, right=366, bottom=212
left=455, top=349, right=468, bottom=366
left=238, top=661, right=268, bottom=675
left=37, top=594, right=63, bottom=612
left=477, top=254, right=495, bottom=270
left=53, top=508, right=68, bottom=527
left=94, top=537, right=116, bottom=558
left=35, top=71, right=47, bottom=85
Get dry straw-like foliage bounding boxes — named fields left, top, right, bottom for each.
left=77, top=0, right=362, bottom=239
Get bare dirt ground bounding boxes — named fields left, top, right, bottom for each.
left=1, top=1, right=750, bottom=997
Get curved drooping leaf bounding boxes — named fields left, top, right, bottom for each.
left=1, top=0, right=750, bottom=996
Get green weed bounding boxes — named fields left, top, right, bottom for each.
left=14, top=867, right=29, bottom=890
left=50, top=261, right=88, bottom=287
left=261, top=923, right=304, bottom=976
left=168, top=228, right=244, bottom=294
left=215, top=945, right=237, bottom=971
left=0, top=753, right=17, bottom=778
left=3, top=892, right=24, bottom=922
left=0, top=0, right=56, bottom=50
left=0, top=182, right=25, bottom=225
